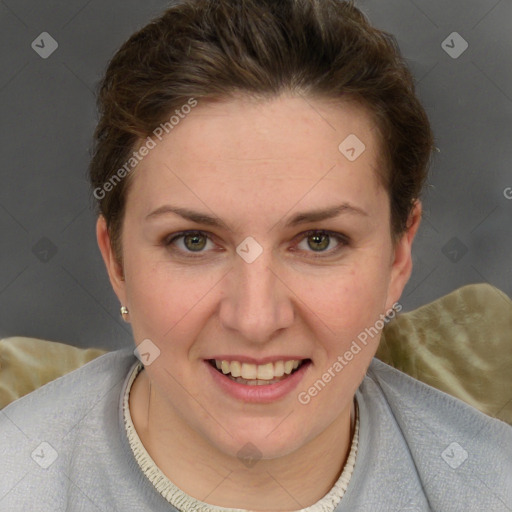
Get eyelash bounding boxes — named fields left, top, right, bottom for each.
left=163, top=229, right=350, bottom=259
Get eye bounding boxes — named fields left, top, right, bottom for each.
left=294, top=230, right=349, bottom=257
left=163, top=229, right=350, bottom=259
left=164, top=231, right=214, bottom=254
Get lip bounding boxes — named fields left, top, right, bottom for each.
left=204, top=359, right=311, bottom=404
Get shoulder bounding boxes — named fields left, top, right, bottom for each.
left=1, top=347, right=136, bottom=429
left=362, top=358, right=512, bottom=508
left=0, top=348, right=140, bottom=508
left=0, top=347, right=137, bottom=441
left=366, top=357, right=511, bottom=436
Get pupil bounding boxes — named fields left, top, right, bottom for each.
left=308, top=233, right=329, bottom=251
left=185, top=233, right=206, bottom=251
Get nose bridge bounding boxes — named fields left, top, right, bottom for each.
left=220, top=247, right=293, bottom=342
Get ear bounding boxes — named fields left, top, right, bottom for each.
left=385, top=200, right=422, bottom=310
left=96, top=215, right=127, bottom=307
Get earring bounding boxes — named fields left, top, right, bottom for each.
left=120, top=306, right=129, bottom=319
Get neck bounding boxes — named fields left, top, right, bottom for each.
left=129, top=369, right=355, bottom=511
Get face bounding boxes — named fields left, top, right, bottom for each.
left=97, top=94, right=420, bottom=461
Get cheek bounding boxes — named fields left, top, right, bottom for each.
left=123, top=232, right=392, bottom=353
left=290, top=256, right=390, bottom=336
left=123, top=249, right=222, bottom=347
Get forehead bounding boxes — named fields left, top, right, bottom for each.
left=126, top=94, right=385, bottom=219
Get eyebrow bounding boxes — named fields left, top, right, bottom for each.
left=145, top=202, right=368, bottom=229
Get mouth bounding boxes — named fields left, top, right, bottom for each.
left=207, top=358, right=311, bottom=386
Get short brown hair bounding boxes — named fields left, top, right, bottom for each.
left=89, top=0, right=435, bottom=265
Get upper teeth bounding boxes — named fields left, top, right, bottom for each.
left=215, top=359, right=302, bottom=380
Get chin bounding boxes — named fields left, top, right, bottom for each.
left=204, top=420, right=313, bottom=463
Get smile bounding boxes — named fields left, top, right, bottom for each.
left=208, top=358, right=309, bottom=386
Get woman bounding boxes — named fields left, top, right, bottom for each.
left=1, top=0, right=510, bottom=510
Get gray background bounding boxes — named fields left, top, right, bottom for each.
left=1, top=0, right=511, bottom=351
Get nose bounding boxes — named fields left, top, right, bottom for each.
left=218, top=250, right=295, bottom=344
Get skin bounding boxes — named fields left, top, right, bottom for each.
left=97, top=93, right=421, bottom=510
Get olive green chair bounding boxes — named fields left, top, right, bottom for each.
left=1, top=283, right=511, bottom=425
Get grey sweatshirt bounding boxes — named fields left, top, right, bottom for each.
left=1, top=348, right=510, bottom=511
